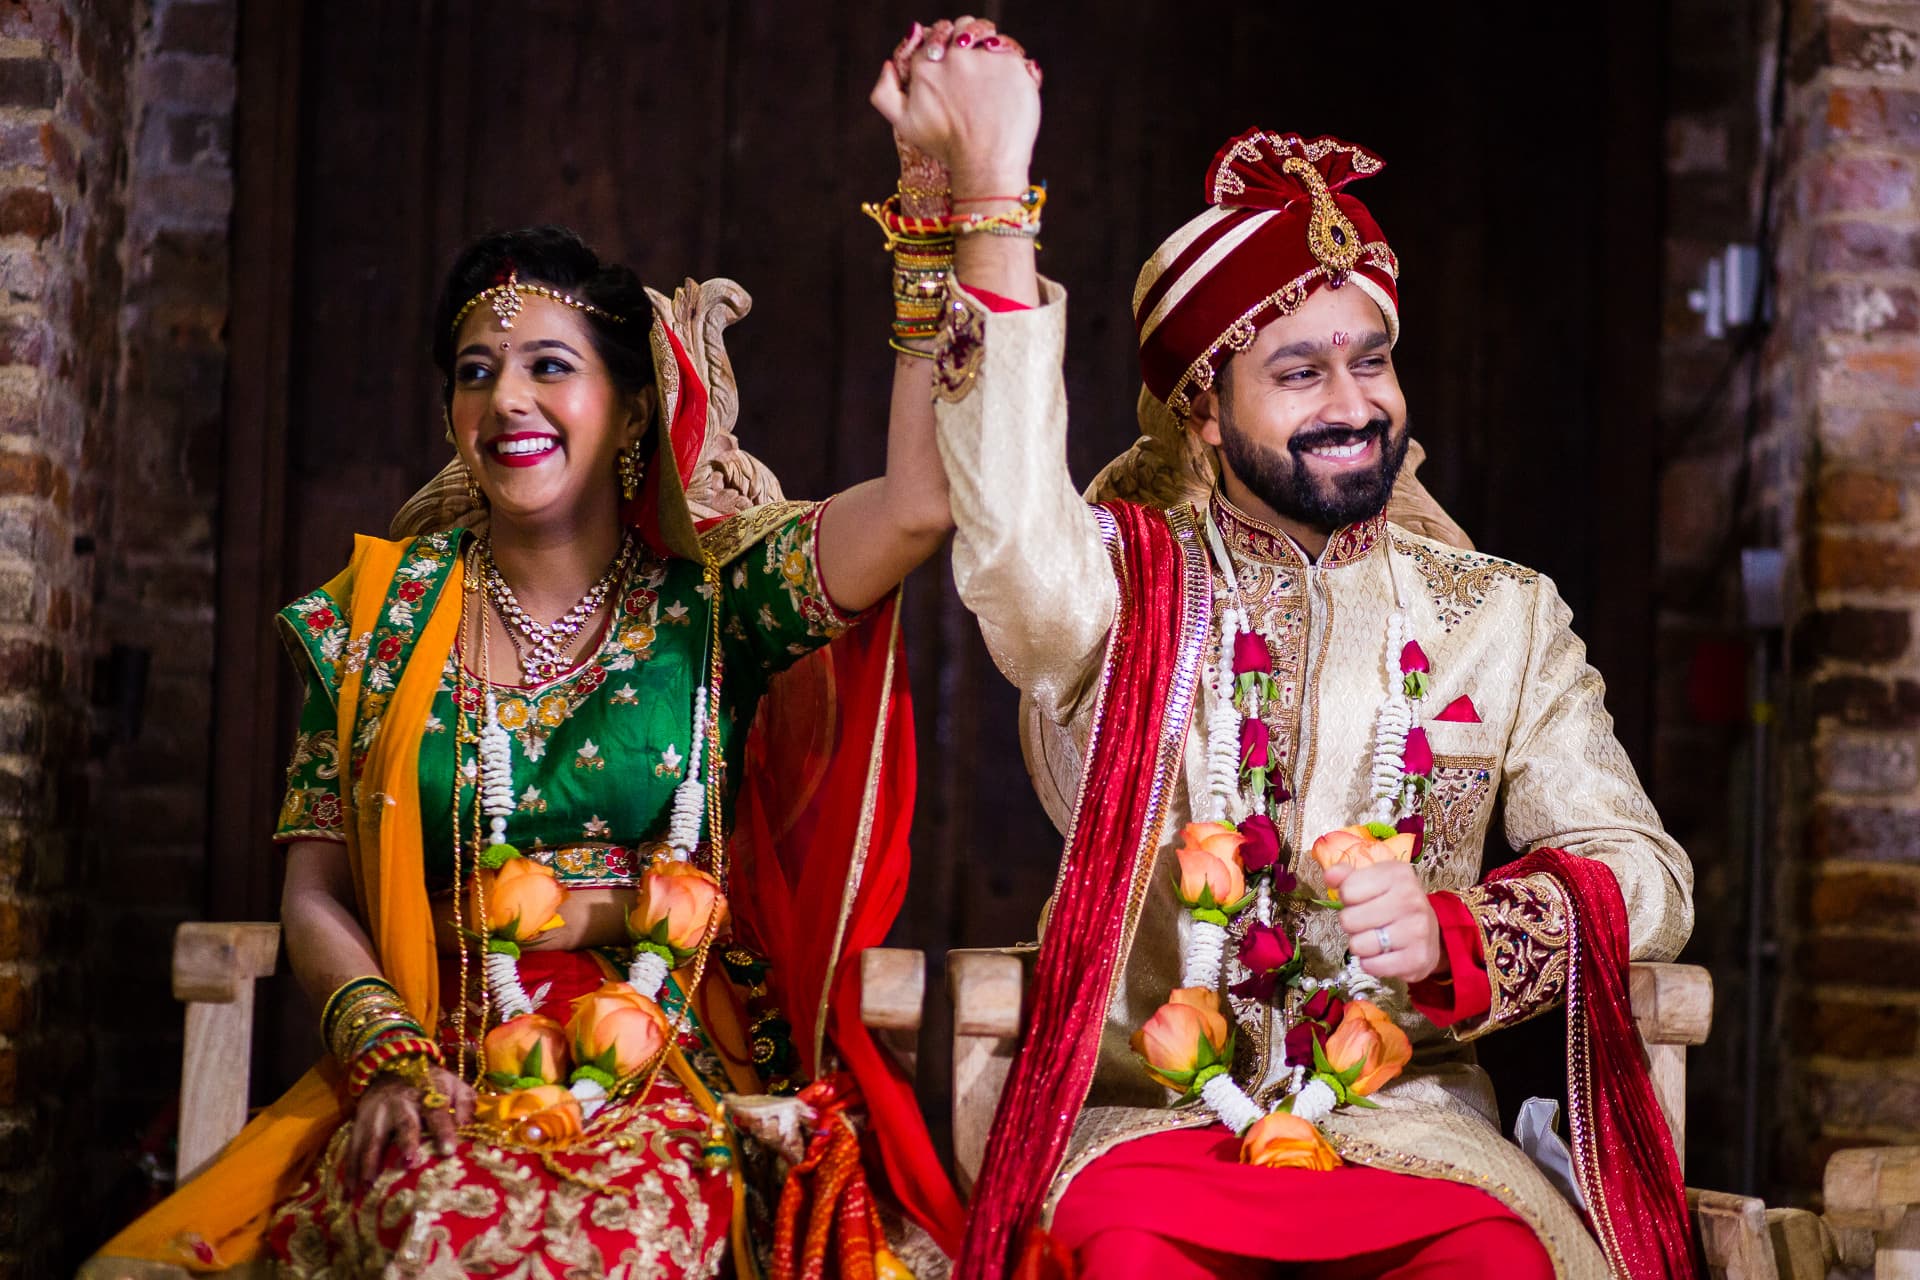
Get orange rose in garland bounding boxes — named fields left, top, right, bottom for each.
left=1321, top=999, right=1413, bottom=1099
left=474, top=850, right=567, bottom=1021
left=625, top=860, right=728, bottom=1002
left=1172, top=822, right=1254, bottom=924
left=483, top=1013, right=571, bottom=1090
left=1130, top=988, right=1232, bottom=1097
left=629, top=861, right=728, bottom=962
left=479, top=853, right=568, bottom=948
left=566, top=981, right=670, bottom=1095
left=1309, top=823, right=1418, bottom=877
left=1241, top=1109, right=1342, bottom=1170
left=477, top=1083, right=584, bottom=1147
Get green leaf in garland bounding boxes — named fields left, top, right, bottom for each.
left=478, top=842, right=521, bottom=871
left=1362, top=821, right=1399, bottom=840
left=485, top=937, right=523, bottom=958
left=571, top=1063, right=617, bottom=1090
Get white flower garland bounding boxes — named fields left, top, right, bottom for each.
left=1367, top=612, right=1414, bottom=824
left=1202, top=605, right=1250, bottom=822
left=664, top=686, right=709, bottom=858
left=480, top=690, right=537, bottom=1022
left=1159, top=508, right=1429, bottom=1142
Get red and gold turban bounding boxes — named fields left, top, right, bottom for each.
left=1134, top=130, right=1400, bottom=420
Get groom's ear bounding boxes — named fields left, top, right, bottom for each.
left=1189, top=387, right=1225, bottom=448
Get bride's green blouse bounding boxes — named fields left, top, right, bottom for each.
left=271, top=502, right=850, bottom=889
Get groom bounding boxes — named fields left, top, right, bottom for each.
left=875, top=23, right=1697, bottom=1280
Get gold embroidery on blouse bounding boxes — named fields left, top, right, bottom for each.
left=697, top=498, right=813, bottom=567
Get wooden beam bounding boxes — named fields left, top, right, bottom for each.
left=209, top=0, right=305, bottom=922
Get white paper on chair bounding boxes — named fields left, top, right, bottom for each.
left=1515, top=1096, right=1588, bottom=1212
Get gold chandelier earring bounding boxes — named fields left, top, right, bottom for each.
left=616, top=446, right=644, bottom=501
left=461, top=461, right=484, bottom=507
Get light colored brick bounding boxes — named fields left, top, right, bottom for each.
left=1818, top=733, right=1920, bottom=794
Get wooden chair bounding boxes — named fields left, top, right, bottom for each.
left=947, top=947, right=1853, bottom=1280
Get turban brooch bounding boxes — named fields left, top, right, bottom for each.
left=1134, top=130, right=1400, bottom=420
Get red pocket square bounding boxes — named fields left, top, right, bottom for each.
left=1435, top=695, right=1481, bottom=723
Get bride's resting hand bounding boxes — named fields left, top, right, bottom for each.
left=870, top=15, right=1041, bottom=198
left=344, top=1064, right=477, bottom=1188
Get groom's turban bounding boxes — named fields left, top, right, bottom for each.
left=1134, top=130, right=1400, bottom=420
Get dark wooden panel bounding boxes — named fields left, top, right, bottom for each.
left=231, top=0, right=1663, bottom=1104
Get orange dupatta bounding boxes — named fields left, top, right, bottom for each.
left=92, top=534, right=461, bottom=1272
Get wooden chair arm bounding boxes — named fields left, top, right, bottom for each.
left=858, top=947, right=924, bottom=1032
left=858, top=947, right=924, bottom=1081
left=1626, top=961, right=1710, bottom=1174
left=1628, top=961, right=1713, bottom=1046
left=173, top=922, right=280, bottom=1185
left=1688, top=1188, right=1783, bottom=1280
left=947, top=947, right=1035, bottom=1194
left=1824, top=1146, right=1920, bottom=1229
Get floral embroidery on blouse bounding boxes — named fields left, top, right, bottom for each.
left=270, top=506, right=855, bottom=892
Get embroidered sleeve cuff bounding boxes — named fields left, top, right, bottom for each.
left=1408, top=891, right=1492, bottom=1028
left=1449, top=871, right=1572, bottom=1042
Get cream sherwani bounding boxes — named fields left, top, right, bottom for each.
left=930, top=282, right=1694, bottom=1278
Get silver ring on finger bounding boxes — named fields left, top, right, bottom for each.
left=1375, top=926, right=1392, bottom=953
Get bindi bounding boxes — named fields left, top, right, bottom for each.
left=1331, top=331, right=1350, bottom=347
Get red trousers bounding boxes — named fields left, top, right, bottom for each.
left=1050, top=1128, right=1556, bottom=1280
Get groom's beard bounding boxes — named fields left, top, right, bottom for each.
left=1218, top=409, right=1410, bottom=531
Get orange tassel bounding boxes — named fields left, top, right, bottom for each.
left=836, top=1171, right=878, bottom=1279
left=767, top=1073, right=915, bottom=1280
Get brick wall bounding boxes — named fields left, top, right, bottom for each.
left=88, top=0, right=232, bottom=1189
left=1773, top=0, right=1920, bottom=1197
left=0, top=1, right=134, bottom=1273
left=0, top=1, right=232, bottom=1271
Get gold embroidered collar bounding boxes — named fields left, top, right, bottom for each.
left=1210, top=492, right=1385, bottom=570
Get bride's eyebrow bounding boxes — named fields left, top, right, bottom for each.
left=523, top=339, right=584, bottom=358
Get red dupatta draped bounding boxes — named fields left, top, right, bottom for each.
left=646, top=312, right=961, bottom=1252
left=956, top=501, right=1203, bottom=1279
left=1490, top=850, right=1700, bottom=1280
left=728, top=595, right=966, bottom=1254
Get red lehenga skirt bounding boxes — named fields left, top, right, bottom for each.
left=266, top=951, right=746, bottom=1279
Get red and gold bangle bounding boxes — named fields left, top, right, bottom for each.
left=863, top=186, right=1046, bottom=245
left=346, top=1034, right=442, bottom=1097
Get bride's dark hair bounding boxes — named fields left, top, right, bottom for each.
left=430, top=226, right=655, bottom=404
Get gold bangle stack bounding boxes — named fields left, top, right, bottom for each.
left=323, top=977, right=424, bottom=1063
left=892, top=238, right=954, bottom=351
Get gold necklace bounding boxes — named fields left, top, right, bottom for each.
left=482, top=533, right=635, bottom=683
